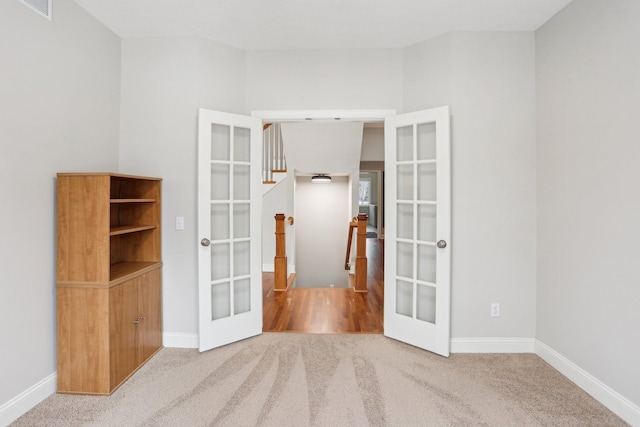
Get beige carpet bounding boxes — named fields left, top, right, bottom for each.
left=14, top=333, right=626, bottom=426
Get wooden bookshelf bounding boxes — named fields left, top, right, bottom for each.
left=56, top=173, right=163, bottom=395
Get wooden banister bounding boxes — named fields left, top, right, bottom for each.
left=354, top=213, right=368, bottom=292
left=274, top=213, right=287, bottom=291
left=345, top=214, right=368, bottom=292
left=345, top=217, right=358, bottom=270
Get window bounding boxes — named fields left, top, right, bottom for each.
left=359, top=179, right=371, bottom=204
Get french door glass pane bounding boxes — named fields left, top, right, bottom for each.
left=233, top=165, right=250, bottom=200
left=233, top=241, right=250, bottom=277
left=211, top=243, right=230, bottom=281
left=397, top=165, right=414, bottom=200
left=417, top=244, right=436, bottom=283
left=417, top=122, right=436, bottom=161
left=416, top=284, right=436, bottom=324
left=233, top=203, right=250, bottom=238
left=234, top=278, right=251, bottom=315
left=211, top=124, right=230, bottom=161
left=417, top=204, right=436, bottom=242
left=397, top=126, right=413, bottom=161
left=211, top=282, right=230, bottom=320
left=396, top=242, right=413, bottom=279
left=234, top=127, right=251, bottom=162
left=211, top=164, right=230, bottom=200
left=211, top=204, right=229, bottom=241
left=417, top=163, right=436, bottom=201
left=397, top=204, right=413, bottom=240
left=396, top=280, right=413, bottom=317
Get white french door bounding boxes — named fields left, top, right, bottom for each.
left=197, top=109, right=263, bottom=352
left=384, top=106, right=451, bottom=357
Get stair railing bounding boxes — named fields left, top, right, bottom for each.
left=345, top=213, right=368, bottom=292
left=345, top=217, right=358, bottom=270
left=263, top=123, right=286, bottom=183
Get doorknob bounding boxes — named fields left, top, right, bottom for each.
left=437, top=240, right=447, bottom=248
left=201, top=238, right=211, bottom=247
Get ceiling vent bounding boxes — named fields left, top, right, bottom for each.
left=18, top=0, right=52, bottom=21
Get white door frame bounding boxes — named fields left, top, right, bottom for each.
left=252, top=110, right=396, bottom=123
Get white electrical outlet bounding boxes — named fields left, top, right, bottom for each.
left=175, top=216, right=185, bottom=230
left=491, top=303, right=500, bottom=317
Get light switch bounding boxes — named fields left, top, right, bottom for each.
left=175, top=216, right=185, bottom=230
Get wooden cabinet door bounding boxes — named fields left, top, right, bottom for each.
left=137, top=268, right=162, bottom=364
left=109, top=279, right=138, bottom=389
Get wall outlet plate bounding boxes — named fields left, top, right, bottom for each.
left=491, top=303, right=500, bottom=317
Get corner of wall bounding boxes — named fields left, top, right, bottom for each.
left=0, top=373, right=57, bottom=426
left=535, top=340, right=640, bottom=426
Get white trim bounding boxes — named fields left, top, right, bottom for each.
left=535, top=340, right=640, bottom=426
left=450, top=337, right=535, bottom=353
left=0, top=372, right=56, bottom=426
left=163, top=332, right=199, bottom=349
left=252, top=109, right=396, bottom=122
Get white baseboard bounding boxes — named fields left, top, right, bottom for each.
left=535, top=340, right=640, bottom=426
left=450, top=337, right=535, bottom=353
left=0, top=372, right=56, bottom=426
left=163, top=332, right=199, bottom=349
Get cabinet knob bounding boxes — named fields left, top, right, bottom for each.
left=437, top=240, right=447, bottom=248
left=201, top=238, right=211, bottom=247
left=139, top=316, right=146, bottom=321
left=133, top=319, right=140, bottom=325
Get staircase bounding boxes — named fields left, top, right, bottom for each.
left=263, top=123, right=287, bottom=194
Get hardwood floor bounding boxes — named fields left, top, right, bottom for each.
left=263, top=238, right=384, bottom=334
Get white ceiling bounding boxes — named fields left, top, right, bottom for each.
left=280, top=122, right=364, bottom=176
left=73, top=0, right=572, bottom=50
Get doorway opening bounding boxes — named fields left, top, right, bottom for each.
left=254, top=110, right=392, bottom=333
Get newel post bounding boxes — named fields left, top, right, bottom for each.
left=274, top=213, right=287, bottom=291
left=355, top=213, right=368, bottom=292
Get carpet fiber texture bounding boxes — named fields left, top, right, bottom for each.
left=14, top=333, right=626, bottom=426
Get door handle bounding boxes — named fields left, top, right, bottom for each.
left=201, top=238, right=211, bottom=247
left=437, top=240, right=447, bottom=249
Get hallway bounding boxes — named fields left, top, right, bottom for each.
left=262, top=238, right=384, bottom=333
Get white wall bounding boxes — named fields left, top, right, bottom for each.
left=536, top=0, right=640, bottom=408
left=403, top=33, right=453, bottom=112
left=449, top=32, right=537, bottom=339
left=119, top=37, right=246, bottom=341
left=245, top=49, right=403, bottom=111
left=0, top=0, right=121, bottom=417
left=404, top=32, right=538, bottom=339
left=295, top=176, right=350, bottom=287
left=361, top=127, right=385, bottom=162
